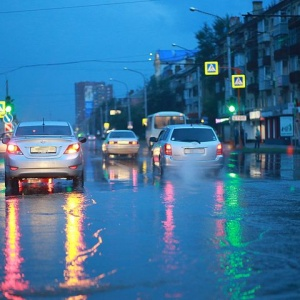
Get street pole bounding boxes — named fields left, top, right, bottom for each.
left=124, top=67, right=147, bottom=118
left=109, top=78, right=131, bottom=127
left=172, top=43, right=201, bottom=121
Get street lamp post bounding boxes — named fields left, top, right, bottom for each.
left=172, top=43, right=202, bottom=121
left=189, top=6, right=244, bottom=147
left=109, top=78, right=132, bottom=128
left=189, top=6, right=232, bottom=97
left=123, top=67, right=148, bottom=118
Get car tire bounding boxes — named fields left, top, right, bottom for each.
left=5, top=174, right=19, bottom=195
left=73, top=171, right=84, bottom=190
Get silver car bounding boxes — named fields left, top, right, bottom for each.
left=150, top=124, right=224, bottom=175
left=3, top=121, right=86, bottom=194
left=102, top=130, right=140, bottom=159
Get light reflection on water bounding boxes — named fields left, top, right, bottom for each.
left=0, top=193, right=111, bottom=299
left=213, top=179, right=260, bottom=299
left=0, top=198, right=29, bottom=300
left=227, top=153, right=300, bottom=179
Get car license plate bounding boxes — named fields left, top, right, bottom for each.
left=118, top=141, right=129, bottom=145
left=30, top=146, right=57, bottom=154
left=184, top=148, right=204, bottom=154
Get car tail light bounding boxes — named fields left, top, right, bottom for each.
left=64, top=143, right=80, bottom=154
left=164, top=143, right=172, bottom=156
left=129, top=141, right=138, bottom=145
left=7, top=144, right=23, bottom=155
left=216, top=143, right=223, bottom=155
left=109, top=141, right=116, bottom=144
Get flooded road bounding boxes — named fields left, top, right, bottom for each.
left=0, top=142, right=300, bottom=299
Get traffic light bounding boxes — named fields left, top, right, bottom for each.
left=227, top=97, right=236, bottom=114
left=5, top=96, right=14, bottom=114
left=228, top=104, right=236, bottom=113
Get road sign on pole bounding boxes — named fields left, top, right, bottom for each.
left=3, top=113, right=13, bottom=123
left=0, top=101, right=6, bottom=118
left=232, top=115, right=247, bottom=121
left=232, top=75, right=246, bottom=88
left=204, top=61, right=219, bottom=75
left=5, top=122, right=13, bottom=132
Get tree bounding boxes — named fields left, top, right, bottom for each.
left=147, top=76, right=184, bottom=114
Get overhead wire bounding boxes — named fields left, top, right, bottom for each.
left=0, top=0, right=159, bottom=14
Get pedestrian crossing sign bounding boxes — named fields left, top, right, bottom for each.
left=0, top=101, right=5, bottom=118
left=232, top=75, right=246, bottom=88
left=204, top=61, right=219, bottom=75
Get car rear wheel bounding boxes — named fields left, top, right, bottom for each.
left=5, top=174, right=19, bottom=195
left=73, top=171, right=84, bottom=190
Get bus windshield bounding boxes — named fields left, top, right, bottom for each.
left=154, top=116, right=186, bottom=129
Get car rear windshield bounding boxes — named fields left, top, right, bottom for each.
left=171, top=128, right=217, bottom=143
left=15, top=125, right=72, bottom=136
left=109, top=131, right=136, bottom=138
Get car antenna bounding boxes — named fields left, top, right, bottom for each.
left=42, top=118, right=45, bottom=133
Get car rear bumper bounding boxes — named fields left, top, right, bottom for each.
left=5, top=154, right=84, bottom=179
left=5, top=166, right=84, bottom=179
left=159, top=155, right=224, bottom=170
left=106, top=145, right=140, bottom=155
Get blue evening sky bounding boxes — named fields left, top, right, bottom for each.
left=0, top=0, right=274, bottom=125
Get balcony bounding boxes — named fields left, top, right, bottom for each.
left=257, top=32, right=271, bottom=44
left=246, top=59, right=258, bottom=71
left=185, top=82, right=193, bottom=89
left=274, top=47, right=289, bottom=61
left=290, top=71, right=300, bottom=84
left=273, top=23, right=288, bottom=36
left=247, top=83, right=259, bottom=94
left=276, top=75, right=289, bottom=87
left=288, top=16, right=300, bottom=29
left=290, top=42, right=300, bottom=56
left=259, top=79, right=273, bottom=91
left=258, top=55, right=271, bottom=67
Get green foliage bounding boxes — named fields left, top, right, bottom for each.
left=147, top=76, right=185, bottom=114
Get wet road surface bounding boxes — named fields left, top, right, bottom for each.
left=0, top=142, right=300, bottom=299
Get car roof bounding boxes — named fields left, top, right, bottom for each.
left=109, top=130, right=135, bottom=133
left=164, top=124, right=214, bottom=130
left=17, top=121, right=71, bottom=127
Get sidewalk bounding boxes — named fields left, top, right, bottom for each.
left=223, top=141, right=300, bottom=155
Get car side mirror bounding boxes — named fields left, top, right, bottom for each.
left=78, top=137, right=87, bottom=143
left=2, top=137, right=10, bottom=144
left=149, top=137, right=157, bottom=143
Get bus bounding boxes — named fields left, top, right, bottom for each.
left=145, top=111, right=187, bottom=147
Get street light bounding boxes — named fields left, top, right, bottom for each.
left=123, top=67, right=148, bottom=118
left=109, top=78, right=132, bottom=128
left=172, top=43, right=202, bottom=121
left=189, top=6, right=232, bottom=97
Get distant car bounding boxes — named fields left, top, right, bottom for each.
left=102, top=130, right=140, bottom=159
left=3, top=121, right=87, bottom=194
left=87, top=134, right=96, bottom=141
left=150, top=124, right=224, bottom=175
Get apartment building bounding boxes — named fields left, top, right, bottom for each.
left=155, top=0, right=300, bottom=145
left=75, top=81, right=113, bottom=134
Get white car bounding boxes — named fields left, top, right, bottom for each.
left=102, top=130, right=140, bottom=159
left=150, top=124, right=224, bottom=175
left=3, top=121, right=86, bottom=194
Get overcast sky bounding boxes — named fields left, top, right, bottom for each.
left=0, top=0, right=274, bottom=125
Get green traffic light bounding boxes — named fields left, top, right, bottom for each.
left=6, top=105, right=12, bottom=113
left=228, top=105, right=236, bottom=113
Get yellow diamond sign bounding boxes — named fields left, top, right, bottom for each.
left=0, top=101, right=6, bottom=118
